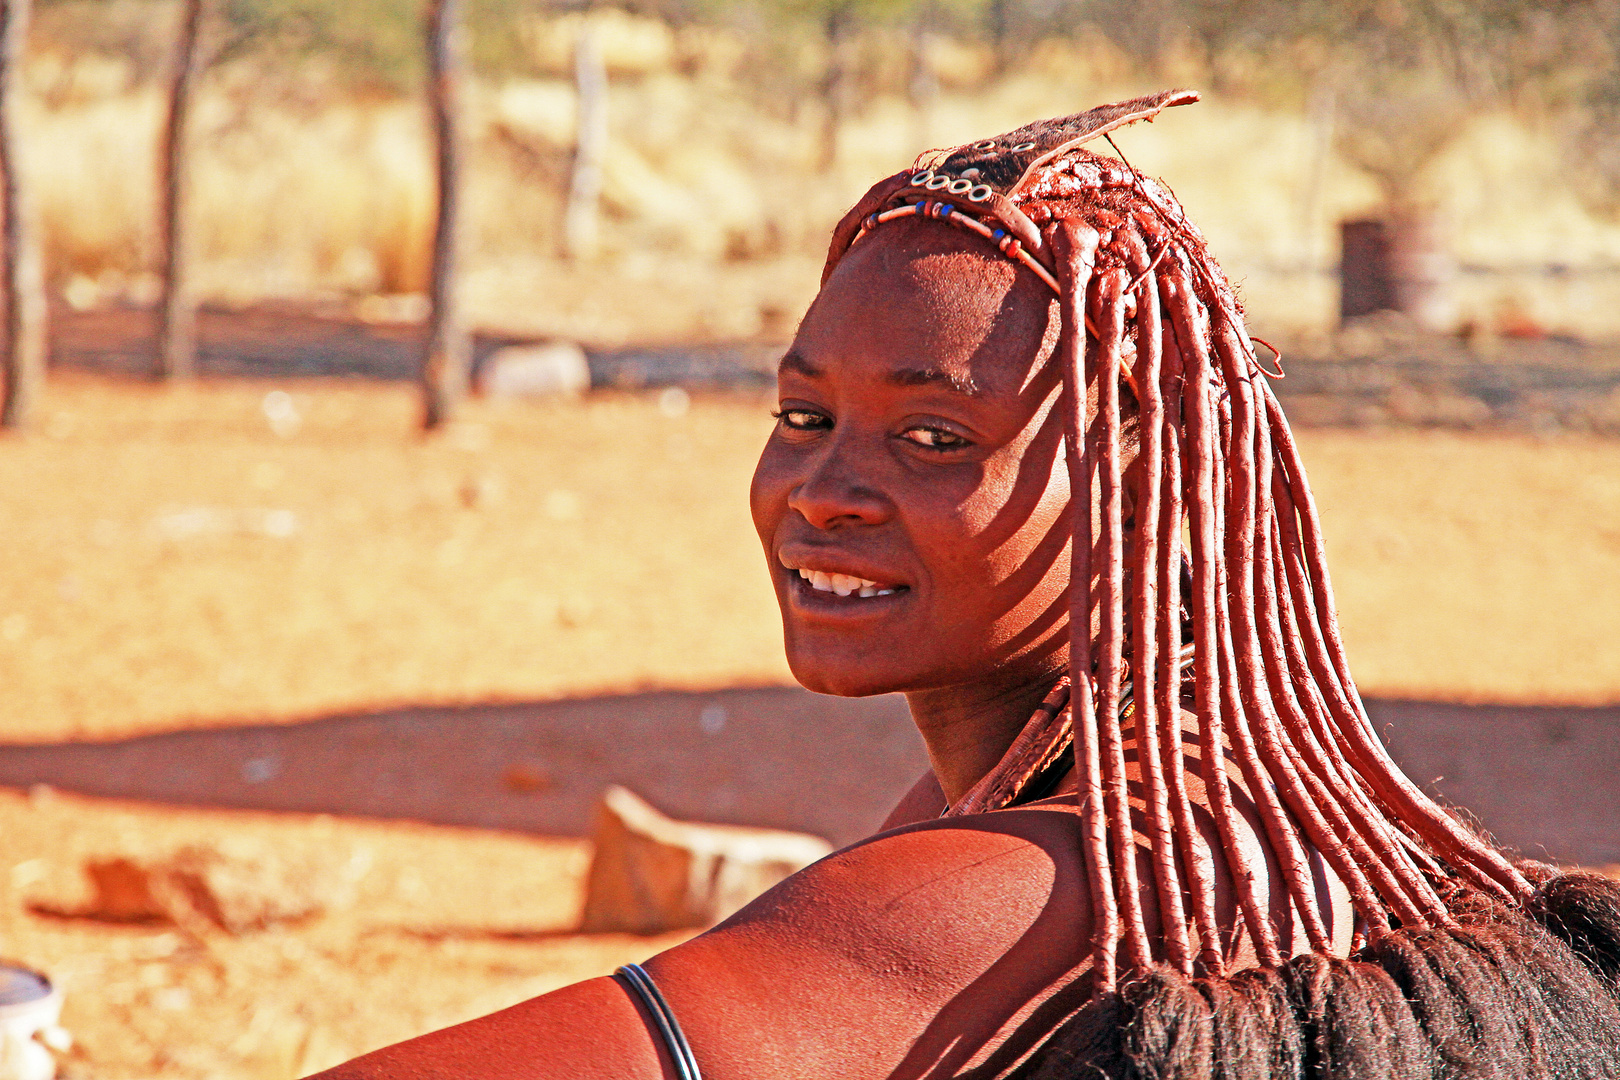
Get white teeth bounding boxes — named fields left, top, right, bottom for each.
left=794, top=566, right=898, bottom=597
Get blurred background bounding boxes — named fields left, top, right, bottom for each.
left=0, top=1, right=1619, bottom=1077
left=26, top=0, right=1620, bottom=341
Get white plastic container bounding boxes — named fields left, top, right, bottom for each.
left=0, top=965, right=66, bottom=1080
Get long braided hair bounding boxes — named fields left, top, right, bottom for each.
left=822, top=91, right=1620, bottom=1075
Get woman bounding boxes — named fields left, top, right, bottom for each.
left=316, top=92, right=1620, bottom=1079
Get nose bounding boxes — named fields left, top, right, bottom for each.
left=786, top=434, right=894, bottom=531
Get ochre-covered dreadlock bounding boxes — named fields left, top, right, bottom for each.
left=821, top=91, right=1533, bottom=991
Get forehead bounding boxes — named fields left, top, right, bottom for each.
left=790, top=220, right=1058, bottom=396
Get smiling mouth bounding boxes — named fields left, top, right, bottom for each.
left=793, top=568, right=904, bottom=598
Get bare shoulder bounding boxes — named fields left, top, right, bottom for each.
left=307, top=809, right=1096, bottom=1080
left=645, top=806, right=1094, bottom=1080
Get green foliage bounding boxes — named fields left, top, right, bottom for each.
left=31, top=0, right=1620, bottom=127
left=33, top=0, right=182, bottom=82
left=216, top=0, right=577, bottom=88
left=216, top=0, right=426, bottom=89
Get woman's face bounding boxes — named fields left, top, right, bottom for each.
left=750, top=221, right=1074, bottom=699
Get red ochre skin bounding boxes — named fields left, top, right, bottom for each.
left=311, top=219, right=1352, bottom=1080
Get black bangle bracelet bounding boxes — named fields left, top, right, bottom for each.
left=614, top=963, right=703, bottom=1080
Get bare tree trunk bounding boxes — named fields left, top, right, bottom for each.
left=818, top=5, right=853, bottom=169
left=906, top=9, right=937, bottom=151
left=158, top=0, right=205, bottom=381
left=563, top=20, right=606, bottom=261
left=0, top=0, right=42, bottom=429
left=421, top=0, right=468, bottom=430
left=986, top=0, right=1009, bottom=74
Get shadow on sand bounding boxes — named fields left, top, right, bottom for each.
left=0, top=687, right=925, bottom=849
left=0, top=687, right=1612, bottom=862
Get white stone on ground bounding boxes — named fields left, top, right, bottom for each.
left=581, top=785, right=832, bottom=934
left=478, top=342, right=591, bottom=398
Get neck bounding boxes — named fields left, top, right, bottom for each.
left=905, top=665, right=1066, bottom=807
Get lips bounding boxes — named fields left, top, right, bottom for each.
left=778, top=549, right=909, bottom=602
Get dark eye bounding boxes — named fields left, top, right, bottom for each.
left=902, top=426, right=970, bottom=450
left=772, top=408, right=831, bottom=432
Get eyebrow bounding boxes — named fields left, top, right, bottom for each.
left=887, top=367, right=980, bottom=396
left=777, top=351, right=822, bottom=380
left=777, top=352, right=980, bottom=396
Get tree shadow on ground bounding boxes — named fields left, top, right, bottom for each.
left=0, top=686, right=925, bottom=848
left=0, top=688, right=1612, bottom=862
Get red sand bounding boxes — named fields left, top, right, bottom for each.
left=1, top=377, right=1618, bottom=1077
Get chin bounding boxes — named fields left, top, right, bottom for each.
left=786, top=662, right=899, bottom=698
left=783, top=642, right=911, bottom=698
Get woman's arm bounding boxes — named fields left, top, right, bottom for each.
left=647, top=807, right=1093, bottom=1080
left=309, top=807, right=1093, bottom=1080
left=308, top=976, right=672, bottom=1080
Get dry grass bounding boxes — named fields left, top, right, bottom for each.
left=25, top=16, right=1620, bottom=343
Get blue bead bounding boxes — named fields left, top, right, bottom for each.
left=992, top=229, right=1006, bottom=240
left=939, top=204, right=953, bottom=216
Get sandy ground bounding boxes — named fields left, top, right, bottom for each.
left=2, top=377, right=1618, bottom=742
left=0, top=376, right=787, bottom=742
left=1, top=786, right=692, bottom=1079
left=1, top=377, right=1619, bottom=1078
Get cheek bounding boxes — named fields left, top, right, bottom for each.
left=972, top=430, right=1071, bottom=586
left=954, top=421, right=1072, bottom=651
left=978, top=472, right=1072, bottom=607
left=911, top=466, right=1067, bottom=642
left=749, top=444, right=789, bottom=544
